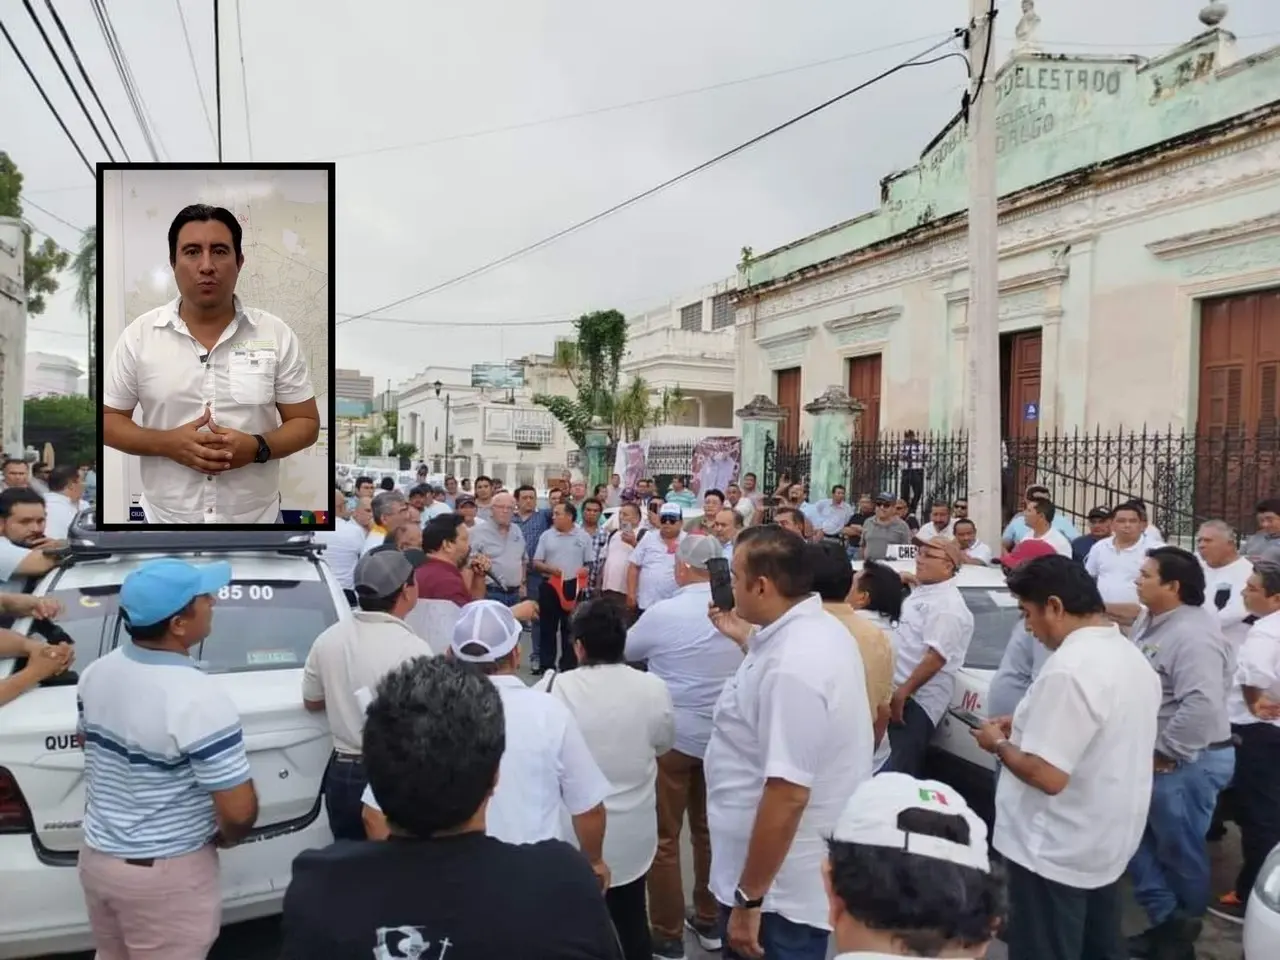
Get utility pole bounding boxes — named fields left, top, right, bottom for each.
left=214, top=0, right=223, bottom=161
left=966, top=0, right=1002, bottom=554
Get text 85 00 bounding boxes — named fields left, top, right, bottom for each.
left=217, top=584, right=275, bottom=601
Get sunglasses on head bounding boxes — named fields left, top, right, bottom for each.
left=659, top=516, right=681, bottom=524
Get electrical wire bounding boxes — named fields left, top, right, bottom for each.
left=42, top=0, right=130, bottom=161
left=0, top=18, right=93, bottom=175
left=338, top=31, right=966, bottom=328
left=20, top=196, right=83, bottom=234
left=235, top=0, right=252, bottom=160
left=21, top=0, right=114, bottom=161
left=89, top=0, right=165, bottom=161
left=321, top=33, right=956, bottom=163
left=175, top=0, right=216, bottom=153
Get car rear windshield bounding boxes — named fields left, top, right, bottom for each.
left=959, top=587, right=1024, bottom=670
left=24, top=578, right=339, bottom=675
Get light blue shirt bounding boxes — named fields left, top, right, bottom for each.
left=808, top=499, right=855, bottom=535
left=1002, top=513, right=1078, bottom=544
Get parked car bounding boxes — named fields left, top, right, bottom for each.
left=853, top=559, right=1022, bottom=822
left=0, top=519, right=344, bottom=958
left=1245, top=842, right=1280, bottom=957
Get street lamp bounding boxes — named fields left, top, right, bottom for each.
left=433, top=379, right=451, bottom=465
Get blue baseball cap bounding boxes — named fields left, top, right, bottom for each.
left=119, top=558, right=232, bottom=628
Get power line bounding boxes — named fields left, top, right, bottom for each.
left=20, top=195, right=83, bottom=234
left=337, top=32, right=965, bottom=328
left=174, top=0, right=216, bottom=153
left=42, top=0, right=131, bottom=161
left=90, top=0, right=164, bottom=161
left=214, top=0, right=222, bottom=161
left=321, top=33, right=954, bottom=163
left=235, top=0, right=252, bottom=160
left=21, top=0, right=114, bottom=161
left=0, top=18, right=94, bottom=175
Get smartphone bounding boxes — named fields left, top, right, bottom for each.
left=947, top=708, right=985, bottom=730
left=706, top=556, right=735, bottom=611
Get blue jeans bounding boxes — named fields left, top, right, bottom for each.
left=525, top=575, right=543, bottom=666
left=323, top=752, right=368, bottom=842
left=485, top=587, right=520, bottom=607
left=717, top=905, right=828, bottom=960
left=1128, top=746, right=1236, bottom=925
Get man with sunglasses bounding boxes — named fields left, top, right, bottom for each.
left=628, top=503, right=687, bottom=617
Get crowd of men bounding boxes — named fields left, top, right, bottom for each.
left=11, top=451, right=1280, bottom=959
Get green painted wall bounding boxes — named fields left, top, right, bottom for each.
left=745, top=32, right=1280, bottom=287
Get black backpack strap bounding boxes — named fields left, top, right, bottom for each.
left=545, top=669, right=557, bottom=693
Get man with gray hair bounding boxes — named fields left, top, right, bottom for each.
left=1196, top=519, right=1253, bottom=653
left=362, top=490, right=408, bottom=556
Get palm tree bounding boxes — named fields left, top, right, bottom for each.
left=71, top=226, right=97, bottom=401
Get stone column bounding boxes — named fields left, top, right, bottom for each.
left=735, top=394, right=788, bottom=488
left=804, top=386, right=864, bottom=499
left=584, top=418, right=611, bottom=492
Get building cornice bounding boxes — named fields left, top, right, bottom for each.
left=1146, top=211, right=1280, bottom=260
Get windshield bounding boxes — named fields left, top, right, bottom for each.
left=958, top=587, right=1023, bottom=670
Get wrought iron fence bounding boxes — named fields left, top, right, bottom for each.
left=758, top=436, right=813, bottom=522
left=839, top=427, right=1280, bottom=543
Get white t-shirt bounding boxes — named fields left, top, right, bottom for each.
left=315, top=517, right=366, bottom=590
left=915, top=520, right=954, bottom=544
left=534, top=663, right=675, bottom=886
left=625, top=582, right=744, bottom=759
left=1085, top=536, right=1147, bottom=605
left=599, top=530, right=635, bottom=594
left=965, top=541, right=994, bottom=565
left=994, top=624, right=1161, bottom=889
left=362, top=674, right=610, bottom=846
left=705, top=596, right=873, bottom=931
left=1031, top=527, right=1074, bottom=558
left=1201, top=555, right=1254, bottom=653
left=628, top=530, right=686, bottom=610
left=301, top=611, right=434, bottom=755
left=101, top=296, right=314, bottom=524
left=0, top=537, right=39, bottom=594
left=891, top=579, right=975, bottom=725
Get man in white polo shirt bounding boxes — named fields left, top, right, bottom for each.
left=302, top=546, right=432, bottom=840
left=973, top=555, right=1159, bottom=960
left=361, top=601, right=611, bottom=887
left=1084, top=501, right=1147, bottom=608
left=627, top=501, right=687, bottom=616
left=76, top=556, right=259, bottom=958
left=101, top=204, right=321, bottom=524
left=704, top=525, right=872, bottom=959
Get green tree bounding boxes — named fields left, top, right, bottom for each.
left=356, top=435, right=382, bottom=458
left=0, top=152, right=70, bottom=316
left=72, top=226, right=97, bottom=400
left=23, top=395, right=95, bottom=465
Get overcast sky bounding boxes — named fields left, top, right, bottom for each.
left=6, top=0, right=1280, bottom=390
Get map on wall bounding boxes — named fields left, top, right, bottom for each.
left=109, top=168, right=330, bottom=519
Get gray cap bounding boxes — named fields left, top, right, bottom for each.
left=353, top=545, right=424, bottom=599
left=677, top=534, right=726, bottom=570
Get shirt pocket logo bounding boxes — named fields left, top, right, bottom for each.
left=228, top=349, right=277, bottom=405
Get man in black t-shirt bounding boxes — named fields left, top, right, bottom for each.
left=280, top=656, right=622, bottom=960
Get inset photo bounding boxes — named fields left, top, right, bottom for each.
left=95, top=162, right=335, bottom=530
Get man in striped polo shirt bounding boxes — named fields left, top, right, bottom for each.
left=76, top=557, right=259, bottom=959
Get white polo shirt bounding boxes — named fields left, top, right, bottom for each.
left=101, top=296, right=315, bottom=524
left=1084, top=535, right=1147, bottom=605
left=77, top=642, right=253, bottom=859
left=625, top=581, right=745, bottom=759
left=705, top=595, right=873, bottom=930
left=362, top=673, right=610, bottom=845
left=43, top=491, right=81, bottom=540
left=994, top=624, right=1161, bottom=889
left=1201, top=555, right=1254, bottom=653
left=891, top=578, right=975, bottom=725
left=628, top=530, right=686, bottom=610
left=1228, top=609, right=1280, bottom=728
left=535, top=663, right=675, bottom=886
left=315, top=517, right=366, bottom=591
left=301, top=611, right=434, bottom=755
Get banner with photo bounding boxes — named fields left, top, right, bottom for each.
left=691, top=437, right=741, bottom=495
left=612, top=441, right=650, bottom=490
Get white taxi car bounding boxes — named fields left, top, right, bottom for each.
left=0, top=520, right=343, bottom=958
left=855, top=553, right=1021, bottom=822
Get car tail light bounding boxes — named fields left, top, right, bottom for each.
left=0, top=766, right=34, bottom=833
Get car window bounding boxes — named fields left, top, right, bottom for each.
left=18, top=585, right=120, bottom=673
left=959, top=587, right=1023, bottom=670
left=97, top=578, right=340, bottom=674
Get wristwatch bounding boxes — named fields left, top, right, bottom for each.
left=734, top=886, right=764, bottom=910
left=252, top=434, right=271, bottom=464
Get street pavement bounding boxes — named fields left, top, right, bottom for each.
left=41, top=637, right=1247, bottom=959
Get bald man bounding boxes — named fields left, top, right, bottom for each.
left=468, top=492, right=528, bottom=606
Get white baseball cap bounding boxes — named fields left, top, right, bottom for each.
left=831, top=773, right=990, bottom=873
left=450, top=600, right=521, bottom=663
